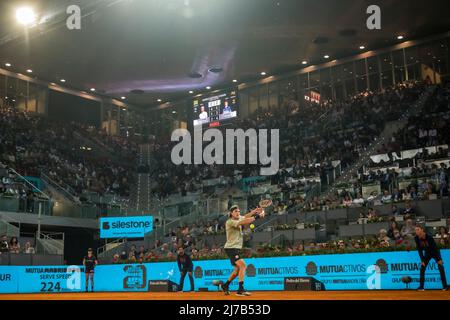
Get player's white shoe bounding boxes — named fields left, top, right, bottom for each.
left=236, top=290, right=251, bottom=296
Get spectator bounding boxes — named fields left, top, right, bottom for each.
left=352, top=193, right=365, bottom=206
left=165, top=228, right=176, bottom=237
left=387, top=221, right=402, bottom=241
left=367, top=208, right=379, bottom=221
left=402, top=190, right=412, bottom=201
left=183, top=235, right=194, bottom=252
left=138, top=245, right=147, bottom=257
left=391, top=204, right=400, bottom=216
left=342, top=195, right=352, bottom=207
left=378, top=229, right=390, bottom=246
left=409, top=187, right=418, bottom=200
left=366, top=191, right=378, bottom=205
left=120, top=251, right=127, bottom=260
left=391, top=188, right=402, bottom=202
left=190, top=224, right=200, bottom=238
left=129, top=245, right=137, bottom=258
left=438, top=164, right=449, bottom=197
left=0, top=235, right=9, bottom=253
left=293, top=218, right=302, bottom=229
left=159, top=243, right=170, bottom=256
left=401, top=219, right=415, bottom=238
left=212, top=220, right=220, bottom=233
left=435, top=226, right=449, bottom=245
left=381, top=190, right=392, bottom=204
left=128, top=251, right=136, bottom=262
left=23, top=241, right=35, bottom=254
left=9, top=236, right=20, bottom=254
left=402, top=202, right=415, bottom=218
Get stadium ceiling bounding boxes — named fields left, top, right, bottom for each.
left=0, top=0, right=450, bottom=107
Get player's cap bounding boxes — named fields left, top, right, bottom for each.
left=229, top=205, right=239, bottom=216
left=87, top=248, right=93, bottom=252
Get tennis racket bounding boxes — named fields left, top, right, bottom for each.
left=259, top=199, right=273, bottom=208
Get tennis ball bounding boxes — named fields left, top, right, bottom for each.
left=250, top=224, right=255, bottom=229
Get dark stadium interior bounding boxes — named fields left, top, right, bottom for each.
left=0, top=0, right=449, bottom=300
left=1, top=0, right=450, bottom=106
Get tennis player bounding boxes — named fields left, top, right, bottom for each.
left=220, top=204, right=265, bottom=296
left=83, top=248, right=98, bottom=292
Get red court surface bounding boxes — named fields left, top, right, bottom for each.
left=1, top=290, right=449, bottom=300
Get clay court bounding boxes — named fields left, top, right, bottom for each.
left=1, top=290, right=449, bottom=300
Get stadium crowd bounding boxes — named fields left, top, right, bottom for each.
left=0, top=235, right=35, bottom=254
left=1, top=78, right=449, bottom=264
left=107, top=80, right=450, bottom=263
left=0, top=102, right=138, bottom=201
left=148, top=80, right=428, bottom=202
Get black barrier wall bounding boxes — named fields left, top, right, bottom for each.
left=0, top=254, right=64, bottom=266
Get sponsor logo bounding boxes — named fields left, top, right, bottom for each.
left=306, top=262, right=317, bottom=276
left=257, top=266, right=299, bottom=275
left=100, top=216, right=153, bottom=238
left=194, top=266, right=203, bottom=279
left=25, top=267, right=71, bottom=273
left=195, top=267, right=236, bottom=278
left=375, top=259, right=388, bottom=273
left=318, top=264, right=366, bottom=273
left=246, top=264, right=256, bottom=277
left=390, top=262, right=421, bottom=272
left=306, top=262, right=367, bottom=274
left=109, top=221, right=151, bottom=230
left=123, top=265, right=147, bottom=289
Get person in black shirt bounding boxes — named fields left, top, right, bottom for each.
left=403, top=202, right=415, bottom=218
left=177, top=247, right=194, bottom=292
left=83, top=248, right=98, bottom=292
left=0, top=235, right=9, bottom=254
left=414, top=225, right=448, bottom=291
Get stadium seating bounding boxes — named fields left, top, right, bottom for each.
left=1, top=76, right=449, bottom=264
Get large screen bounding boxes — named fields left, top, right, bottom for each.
left=192, top=89, right=238, bottom=127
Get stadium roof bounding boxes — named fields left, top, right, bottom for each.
left=0, top=0, right=449, bottom=107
